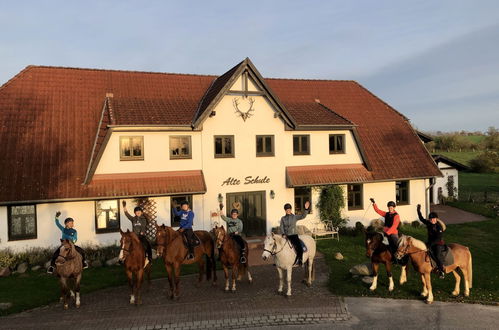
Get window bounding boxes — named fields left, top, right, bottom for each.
left=170, top=135, right=192, bottom=159
left=329, top=134, right=345, bottom=154
left=214, top=135, right=234, bottom=158
left=95, top=200, right=120, bottom=233
left=256, top=135, right=274, bottom=157
left=293, top=135, right=310, bottom=155
left=396, top=181, right=410, bottom=205
left=294, top=187, right=312, bottom=215
left=8, top=205, right=37, bottom=240
left=348, top=184, right=363, bottom=210
left=171, top=195, right=193, bottom=227
left=120, top=136, right=144, bottom=161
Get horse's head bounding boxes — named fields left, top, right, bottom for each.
left=118, top=229, right=133, bottom=263
left=395, top=235, right=410, bottom=259
left=155, top=224, right=169, bottom=257
left=213, top=225, right=226, bottom=249
left=365, top=231, right=383, bottom=258
left=261, top=233, right=277, bottom=261
left=55, top=239, right=75, bottom=266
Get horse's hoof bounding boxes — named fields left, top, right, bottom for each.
left=421, top=292, right=428, bottom=297
left=425, top=300, right=433, bottom=304
left=285, top=294, right=291, bottom=299
left=224, top=288, right=229, bottom=292
left=306, top=282, right=312, bottom=288
left=451, top=291, right=459, bottom=297
left=464, top=292, right=470, bottom=297
left=231, top=289, right=236, bottom=293
left=369, top=287, right=376, bottom=291
left=76, top=303, right=80, bottom=308
left=64, top=304, right=69, bottom=310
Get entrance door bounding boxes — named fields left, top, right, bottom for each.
left=226, top=191, right=266, bottom=236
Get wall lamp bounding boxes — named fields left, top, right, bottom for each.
left=270, top=190, right=275, bottom=199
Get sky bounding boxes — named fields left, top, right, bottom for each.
left=0, top=0, right=498, bottom=132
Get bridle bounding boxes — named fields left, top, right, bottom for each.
left=56, top=244, right=74, bottom=264
left=263, top=237, right=286, bottom=256
left=397, top=240, right=427, bottom=258
left=215, top=228, right=227, bottom=248
left=120, top=237, right=132, bottom=260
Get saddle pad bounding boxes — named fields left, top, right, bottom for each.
left=300, top=239, right=308, bottom=253
left=430, top=246, right=454, bottom=268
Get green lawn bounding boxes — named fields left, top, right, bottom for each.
left=464, top=135, right=486, bottom=144
left=459, top=172, right=499, bottom=193
left=436, top=151, right=480, bottom=166
left=0, top=259, right=202, bottom=316
left=318, top=220, right=499, bottom=304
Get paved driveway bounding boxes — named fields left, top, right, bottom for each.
left=430, top=205, right=489, bottom=224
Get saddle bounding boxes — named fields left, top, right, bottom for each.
left=428, top=245, right=454, bottom=268
left=286, top=237, right=308, bottom=252
left=182, top=232, right=201, bottom=248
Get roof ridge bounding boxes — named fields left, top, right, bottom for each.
left=0, top=65, right=35, bottom=92
left=21, top=65, right=218, bottom=78
left=267, top=77, right=357, bottom=83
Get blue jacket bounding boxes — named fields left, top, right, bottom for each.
left=172, top=208, right=194, bottom=229
left=55, top=217, right=77, bottom=243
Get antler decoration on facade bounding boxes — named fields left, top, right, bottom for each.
left=233, top=97, right=255, bottom=121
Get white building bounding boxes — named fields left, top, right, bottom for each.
left=431, top=155, right=468, bottom=204
left=0, top=59, right=441, bottom=251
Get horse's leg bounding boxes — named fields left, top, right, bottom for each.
left=451, top=269, right=461, bottom=296
left=369, top=262, right=379, bottom=291
left=247, top=266, right=253, bottom=284
left=165, top=263, right=175, bottom=299
left=386, top=262, right=394, bottom=292
left=223, top=264, right=230, bottom=291
left=424, top=272, right=434, bottom=304
left=276, top=267, right=284, bottom=294
left=420, top=274, right=428, bottom=297
left=136, top=269, right=144, bottom=305
left=126, top=269, right=135, bottom=304
left=461, top=266, right=470, bottom=297
left=75, top=272, right=82, bottom=308
left=286, top=266, right=293, bottom=297
left=231, top=265, right=238, bottom=292
left=173, top=262, right=181, bottom=299
left=399, top=265, right=407, bottom=285
left=59, top=277, right=69, bottom=309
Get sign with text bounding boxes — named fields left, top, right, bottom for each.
left=221, top=176, right=270, bottom=186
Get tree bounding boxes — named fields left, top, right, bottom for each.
left=316, top=185, right=347, bottom=228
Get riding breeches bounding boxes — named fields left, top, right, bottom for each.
left=181, top=229, right=195, bottom=254
left=431, top=244, right=445, bottom=271
left=230, top=234, right=246, bottom=254
left=138, top=235, right=153, bottom=261
left=287, top=234, right=303, bottom=262
left=385, top=234, right=399, bottom=256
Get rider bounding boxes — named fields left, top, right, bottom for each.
left=47, top=212, right=88, bottom=274
left=220, top=208, right=246, bottom=263
left=122, top=201, right=153, bottom=267
left=370, top=198, right=400, bottom=261
left=172, top=200, right=195, bottom=260
left=280, top=201, right=310, bottom=266
left=417, top=204, right=446, bottom=279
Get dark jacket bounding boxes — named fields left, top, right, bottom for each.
left=417, top=209, right=445, bottom=246
left=280, top=209, right=309, bottom=236
left=124, top=210, right=147, bottom=235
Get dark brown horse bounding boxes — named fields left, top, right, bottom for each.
left=213, top=226, right=253, bottom=292
left=118, top=230, right=152, bottom=305
left=54, top=239, right=83, bottom=309
left=365, top=231, right=408, bottom=292
left=156, top=225, right=216, bottom=299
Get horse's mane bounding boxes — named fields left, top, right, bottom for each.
left=400, top=235, right=427, bottom=251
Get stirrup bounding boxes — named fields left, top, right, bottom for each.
left=144, top=258, right=150, bottom=268
left=83, top=261, right=89, bottom=269
left=47, top=266, right=54, bottom=274
left=187, top=253, right=194, bottom=260
left=240, top=256, right=247, bottom=264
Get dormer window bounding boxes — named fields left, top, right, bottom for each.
left=329, top=134, right=345, bottom=154
left=120, top=136, right=144, bottom=161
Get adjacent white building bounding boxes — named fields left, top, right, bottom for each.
left=0, top=59, right=442, bottom=251
left=431, top=155, right=468, bottom=204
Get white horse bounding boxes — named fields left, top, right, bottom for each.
left=261, top=233, right=316, bottom=297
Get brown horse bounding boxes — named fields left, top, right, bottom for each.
left=365, top=231, right=408, bottom=292
left=54, top=239, right=83, bottom=309
left=396, top=235, right=473, bottom=304
left=213, top=226, right=253, bottom=292
left=118, top=230, right=152, bottom=305
left=156, top=225, right=217, bottom=299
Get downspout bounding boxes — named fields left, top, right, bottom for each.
left=425, top=178, right=436, bottom=216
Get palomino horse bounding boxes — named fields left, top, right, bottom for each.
left=54, top=239, right=83, bottom=309
left=156, top=225, right=217, bottom=299
left=213, top=225, right=253, bottom=292
left=396, top=235, right=473, bottom=304
left=261, top=233, right=316, bottom=297
left=365, top=231, right=408, bottom=292
left=118, top=230, right=152, bottom=305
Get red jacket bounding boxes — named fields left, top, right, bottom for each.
left=374, top=204, right=400, bottom=235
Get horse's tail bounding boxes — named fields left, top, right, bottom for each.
left=468, top=251, right=473, bottom=289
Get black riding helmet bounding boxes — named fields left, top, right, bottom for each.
left=180, top=200, right=189, bottom=206
left=387, top=201, right=396, bottom=207
left=428, top=212, right=438, bottom=219
left=284, top=203, right=292, bottom=210
left=134, top=206, right=143, bottom=213
left=64, top=217, right=74, bottom=224
left=230, top=208, right=239, bottom=215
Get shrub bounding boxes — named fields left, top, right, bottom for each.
left=469, top=151, right=499, bottom=173
left=354, top=221, right=365, bottom=235
left=316, top=185, right=347, bottom=228
left=83, top=243, right=121, bottom=263
left=411, top=220, right=421, bottom=228
left=0, top=249, right=16, bottom=269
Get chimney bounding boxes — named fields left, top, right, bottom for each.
left=106, top=93, right=114, bottom=98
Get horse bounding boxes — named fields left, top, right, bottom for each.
left=155, top=224, right=217, bottom=299
left=261, top=233, right=316, bottom=297
left=396, top=235, right=473, bottom=304
left=54, top=239, right=83, bottom=309
left=365, top=231, right=408, bottom=292
left=118, top=229, right=152, bottom=305
left=213, top=225, right=253, bottom=292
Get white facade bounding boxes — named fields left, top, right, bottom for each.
left=0, top=72, right=431, bottom=251
left=431, top=161, right=459, bottom=204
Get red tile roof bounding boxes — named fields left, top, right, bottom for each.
left=0, top=62, right=441, bottom=204
left=286, top=164, right=374, bottom=187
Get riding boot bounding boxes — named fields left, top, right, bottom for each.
left=187, top=246, right=194, bottom=260
left=240, top=248, right=247, bottom=264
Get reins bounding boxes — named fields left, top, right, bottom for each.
left=264, top=238, right=286, bottom=256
